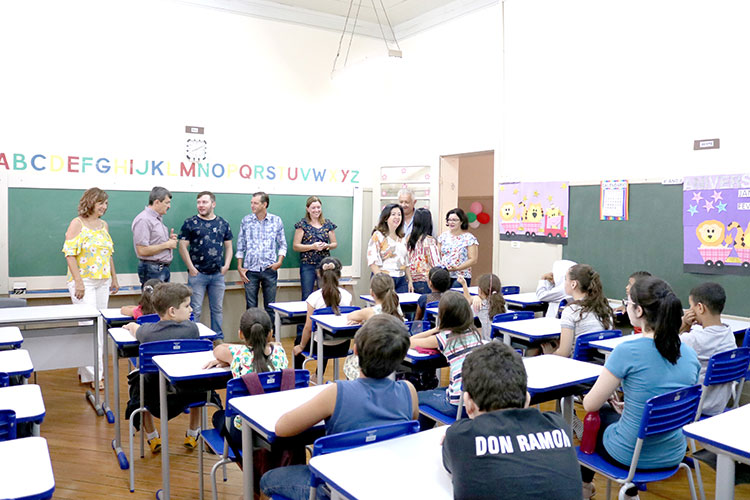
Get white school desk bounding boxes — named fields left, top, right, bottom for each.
left=0, top=326, right=23, bottom=349
left=228, top=384, right=329, bottom=500
left=100, top=308, right=135, bottom=425
left=309, top=426, right=451, bottom=500
left=0, top=436, right=55, bottom=500
left=0, top=304, right=104, bottom=415
left=309, top=314, right=362, bottom=385
left=269, top=301, right=310, bottom=343
left=589, top=333, right=643, bottom=360
left=450, top=286, right=479, bottom=295
left=491, top=317, right=562, bottom=346
left=360, top=292, right=422, bottom=306
left=503, top=292, right=545, bottom=309
left=106, top=324, right=218, bottom=471
left=683, top=404, right=750, bottom=500
left=523, top=355, right=602, bottom=425
left=0, top=384, right=46, bottom=435
left=0, top=349, right=34, bottom=380
left=152, top=350, right=231, bottom=500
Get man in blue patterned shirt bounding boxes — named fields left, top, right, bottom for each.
left=179, top=191, right=233, bottom=338
left=236, top=191, right=287, bottom=322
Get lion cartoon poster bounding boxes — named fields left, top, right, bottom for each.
left=684, top=174, right=750, bottom=274
left=498, top=181, right=569, bottom=244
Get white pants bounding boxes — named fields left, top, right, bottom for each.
left=67, top=278, right=110, bottom=383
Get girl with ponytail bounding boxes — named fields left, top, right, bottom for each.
left=579, top=276, right=700, bottom=499
left=348, top=273, right=404, bottom=324
left=552, top=264, right=613, bottom=357
left=456, top=273, right=506, bottom=340
left=292, top=257, right=353, bottom=367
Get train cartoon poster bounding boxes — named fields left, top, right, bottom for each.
left=683, top=174, right=750, bottom=275
left=498, top=181, right=569, bottom=244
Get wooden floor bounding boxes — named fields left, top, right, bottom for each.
left=27, top=338, right=750, bottom=499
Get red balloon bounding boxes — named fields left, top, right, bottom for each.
left=477, top=212, right=491, bottom=224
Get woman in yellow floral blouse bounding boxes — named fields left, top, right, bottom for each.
left=62, top=187, right=119, bottom=388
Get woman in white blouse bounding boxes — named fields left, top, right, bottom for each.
left=366, top=203, right=413, bottom=293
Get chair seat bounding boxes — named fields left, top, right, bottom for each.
left=201, top=429, right=238, bottom=461
left=418, top=405, right=456, bottom=426
left=577, top=448, right=682, bottom=483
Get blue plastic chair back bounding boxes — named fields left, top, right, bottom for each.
left=492, top=311, right=534, bottom=323
left=225, top=370, right=310, bottom=420
left=638, top=385, right=702, bottom=439
left=703, top=347, right=750, bottom=386
left=0, top=409, right=17, bottom=441
left=572, top=330, right=622, bottom=362
left=0, top=372, right=8, bottom=388
left=743, top=328, right=750, bottom=348
left=138, top=339, right=213, bottom=375
left=501, top=286, right=520, bottom=295
left=405, top=320, right=431, bottom=336
left=557, top=298, right=568, bottom=318
left=136, top=313, right=160, bottom=324
left=312, top=420, right=419, bottom=457
left=425, top=301, right=439, bottom=309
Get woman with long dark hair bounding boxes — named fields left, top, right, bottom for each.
left=366, top=203, right=413, bottom=293
left=406, top=208, right=442, bottom=295
left=438, top=208, right=478, bottom=288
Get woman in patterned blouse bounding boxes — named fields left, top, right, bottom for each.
left=367, top=203, right=413, bottom=293
left=407, top=208, right=442, bottom=295
left=438, top=208, right=479, bottom=288
left=292, top=196, right=338, bottom=300
left=62, top=187, right=119, bottom=389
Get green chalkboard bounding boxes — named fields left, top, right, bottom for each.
left=562, top=183, right=750, bottom=317
left=9, top=188, right=353, bottom=277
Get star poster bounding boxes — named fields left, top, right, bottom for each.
left=683, top=174, right=750, bottom=275
left=497, top=181, right=569, bottom=244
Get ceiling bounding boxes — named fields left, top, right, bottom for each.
left=181, top=0, right=497, bottom=39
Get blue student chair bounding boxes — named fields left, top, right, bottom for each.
left=301, top=306, right=360, bottom=381
left=424, top=301, right=440, bottom=324
left=501, top=285, right=520, bottom=295
left=489, top=311, right=534, bottom=340
left=688, top=347, right=750, bottom=500
left=136, top=313, right=160, bottom=324
left=0, top=409, right=17, bottom=441
left=572, top=330, right=622, bottom=363
left=203, top=370, right=310, bottom=500
left=405, top=320, right=431, bottom=336
left=557, top=298, right=568, bottom=318
left=306, top=421, right=421, bottom=500
left=577, top=385, right=702, bottom=500
left=743, top=329, right=750, bottom=379
left=127, top=338, right=215, bottom=493
left=418, top=386, right=466, bottom=426
left=0, top=372, right=9, bottom=388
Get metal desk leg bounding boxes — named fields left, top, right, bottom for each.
left=274, top=311, right=282, bottom=343
left=503, top=332, right=511, bottom=346
left=317, top=326, right=324, bottom=385
left=242, top=419, right=254, bottom=500
left=111, top=340, right=128, bottom=469
left=85, top=316, right=104, bottom=415
left=158, top=371, right=170, bottom=500
left=102, top=319, right=114, bottom=423
left=715, top=453, right=735, bottom=500
left=561, top=395, right=573, bottom=426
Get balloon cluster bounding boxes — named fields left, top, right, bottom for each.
left=467, top=202, right=490, bottom=229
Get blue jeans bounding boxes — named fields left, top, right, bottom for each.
left=260, top=464, right=329, bottom=500
left=417, top=388, right=468, bottom=430
left=188, top=271, right=226, bottom=338
left=244, top=267, right=278, bottom=324
left=137, top=260, right=170, bottom=287
left=299, top=262, right=318, bottom=300
left=412, top=281, right=431, bottom=295
left=392, top=274, right=409, bottom=293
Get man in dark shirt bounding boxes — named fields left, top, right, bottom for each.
left=178, top=191, right=233, bottom=338
left=442, top=342, right=583, bottom=500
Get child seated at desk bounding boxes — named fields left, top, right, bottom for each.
left=347, top=273, right=403, bottom=324
left=410, top=292, right=483, bottom=428
left=120, top=278, right=160, bottom=319
left=550, top=264, right=613, bottom=358
left=457, top=273, right=506, bottom=340
left=260, top=314, right=419, bottom=500
left=414, top=266, right=450, bottom=320
left=613, top=271, right=651, bottom=333
left=123, top=282, right=206, bottom=452
left=536, top=259, right=576, bottom=318
left=442, top=342, right=583, bottom=500
left=679, top=282, right=737, bottom=416
left=206, top=307, right=288, bottom=451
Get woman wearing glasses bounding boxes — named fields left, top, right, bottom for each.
left=438, top=208, right=479, bottom=288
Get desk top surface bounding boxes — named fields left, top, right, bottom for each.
left=589, top=333, right=643, bottom=352
left=523, top=355, right=602, bottom=392
left=683, top=404, right=750, bottom=461
left=450, top=286, right=479, bottom=296
left=492, top=317, right=562, bottom=336
left=153, top=350, right=230, bottom=381
left=0, top=437, right=55, bottom=498
left=0, top=326, right=23, bottom=345
left=0, top=303, right=99, bottom=323
left=0, top=349, right=34, bottom=374
left=0, top=384, right=45, bottom=420
left=360, top=292, right=422, bottom=305
left=108, top=323, right=217, bottom=345
left=229, top=384, right=328, bottom=439
left=309, top=426, right=451, bottom=500
left=503, top=292, right=544, bottom=305
left=269, top=301, right=309, bottom=314
left=100, top=307, right=131, bottom=322
left=310, top=314, right=361, bottom=331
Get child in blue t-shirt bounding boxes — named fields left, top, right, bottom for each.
left=580, top=277, right=699, bottom=500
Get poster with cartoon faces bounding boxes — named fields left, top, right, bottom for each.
left=498, top=181, right=569, bottom=244
left=684, top=174, right=750, bottom=274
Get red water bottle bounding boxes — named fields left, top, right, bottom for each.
left=580, top=411, right=600, bottom=454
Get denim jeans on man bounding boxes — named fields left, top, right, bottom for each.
left=188, top=271, right=226, bottom=338
left=299, top=262, right=318, bottom=300
left=260, top=464, right=329, bottom=500
left=137, top=260, right=170, bottom=287
left=244, top=267, right=278, bottom=324
left=417, top=387, right=468, bottom=430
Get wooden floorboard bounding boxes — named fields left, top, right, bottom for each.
left=18, top=337, right=750, bottom=499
